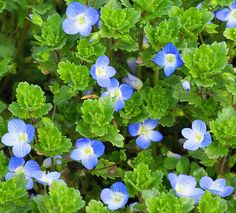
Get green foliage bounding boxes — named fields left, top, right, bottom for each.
left=198, top=191, right=228, bottom=213
left=86, top=200, right=110, bottom=213
left=0, top=151, right=8, bottom=178
left=76, top=97, right=124, bottom=147
left=183, top=42, right=228, bottom=87
left=9, top=82, right=52, bottom=119
left=224, top=28, right=236, bottom=41
left=0, top=175, right=31, bottom=212
left=146, top=192, right=195, bottom=213
left=124, top=163, right=163, bottom=197
left=176, top=156, right=190, bottom=174
left=33, top=182, right=85, bottom=213
left=35, top=117, right=72, bottom=156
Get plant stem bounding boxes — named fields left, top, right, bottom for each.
left=153, top=68, right=159, bottom=85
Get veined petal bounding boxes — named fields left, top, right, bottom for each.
left=26, top=124, right=35, bottom=142
left=97, top=76, right=111, bottom=87
left=175, top=54, right=184, bottom=68
left=128, top=123, right=141, bottom=137
left=164, top=64, right=176, bottom=77
left=85, top=7, right=99, bottom=25
left=226, top=19, right=236, bottom=28
left=153, top=51, right=165, bottom=67
left=183, top=139, right=200, bottom=151
left=200, top=176, right=213, bottom=190
left=47, top=172, right=61, bottom=182
left=178, top=175, right=196, bottom=188
left=148, top=130, right=163, bottom=142
left=26, top=178, right=34, bottom=190
left=96, top=56, right=110, bottom=67
left=163, top=42, right=178, bottom=54
left=81, top=155, right=98, bottom=170
left=5, top=172, right=14, bottom=180
left=220, top=186, right=234, bottom=197
left=187, top=188, right=204, bottom=203
left=136, top=135, right=151, bottom=149
left=114, top=99, right=125, bottom=112
left=143, top=118, right=158, bottom=130
left=1, top=133, right=18, bottom=146
left=70, top=148, right=83, bottom=161
left=8, top=156, right=25, bottom=172
left=192, top=120, right=206, bottom=135
left=24, top=160, right=40, bottom=177
left=230, top=1, right=236, bottom=9
left=8, top=119, right=26, bottom=133
left=111, top=182, right=128, bottom=194
left=215, top=178, right=226, bottom=187
left=168, top=173, right=177, bottom=188
left=78, top=24, right=92, bottom=37
left=62, top=18, right=81, bottom=35
left=109, top=78, right=119, bottom=89
left=104, top=66, right=116, bottom=78
left=108, top=202, right=124, bottom=211
left=215, top=8, right=230, bottom=21
left=120, top=84, right=133, bottom=100
left=91, top=140, right=105, bottom=157
left=66, top=2, right=86, bottom=19
left=101, top=91, right=109, bottom=97
left=181, top=128, right=194, bottom=140
left=75, top=138, right=91, bottom=148
left=200, top=132, right=212, bottom=148
left=13, top=143, right=31, bottom=158
left=101, top=188, right=113, bottom=204
left=182, top=80, right=190, bottom=91
left=90, top=65, right=97, bottom=80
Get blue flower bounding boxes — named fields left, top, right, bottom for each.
left=1, top=119, right=35, bottom=158
left=168, top=173, right=204, bottom=203
left=215, top=1, right=236, bottom=28
left=43, top=155, right=62, bottom=168
left=90, top=55, right=116, bottom=87
left=127, top=57, right=137, bottom=74
left=181, top=119, right=212, bottom=151
left=70, top=138, right=105, bottom=170
left=153, top=42, right=183, bottom=77
left=123, top=73, right=143, bottom=90
left=5, top=156, right=40, bottom=190
left=33, top=170, right=63, bottom=186
left=101, top=182, right=129, bottom=210
left=101, top=78, right=133, bottom=112
left=200, top=176, right=234, bottom=197
left=62, top=2, right=99, bottom=36
left=182, top=80, right=190, bottom=91
left=128, top=118, right=163, bottom=149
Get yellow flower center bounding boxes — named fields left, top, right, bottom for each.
left=84, top=147, right=93, bottom=156
left=176, top=183, right=183, bottom=194
left=139, top=126, right=148, bottom=135
left=166, top=54, right=176, bottom=63
left=18, top=133, right=27, bottom=142
left=77, top=14, right=85, bottom=24
left=195, top=133, right=203, bottom=143
left=15, top=166, right=24, bottom=174
left=96, top=67, right=103, bottom=76
left=112, top=192, right=125, bottom=203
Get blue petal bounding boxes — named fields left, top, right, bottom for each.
left=1, top=133, right=18, bottom=146
left=96, top=56, right=110, bottom=67
left=62, top=19, right=80, bottom=35
left=47, top=172, right=61, bottom=181
left=226, top=20, right=236, bottom=28
left=164, top=64, right=176, bottom=77
left=143, top=118, right=158, bottom=130
left=192, top=120, right=206, bottom=135
left=8, top=119, right=26, bottom=133
left=82, top=155, right=98, bottom=170
left=163, top=42, right=178, bottom=54
left=120, top=84, right=133, bottom=100
left=182, top=80, right=190, bottom=91
left=136, top=135, right=151, bottom=149
left=78, top=24, right=92, bottom=37
left=109, top=78, right=119, bottom=89
left=26, top=178, right=34, bottom=190
left=168, top=173, right=177, bottom=189
left=175, top=54, right=184, bottom=68
left=147, top=130, right=163, bottom=142
left=230, top=1, right=236, bottom=9
left=8, top=156, right=25, bottom=172
left=114, top=99, right=125, bottom=112
left=90, top=65, right=97, bottom=80
left=220, top=186, right=234, bottom=197
left=70, top=148, right=83, bottom=161
left=66, top=2, right=86, bottom=19
left=24, top=160, right=40, bottom=177
left=85, top=7, right=99, bottom=25
left=153, top=51, right=165, bottom=67
left=97, top=76, right=111, bottom=87
left=111, top=182, right=128, bottom=194
left=75, top=138, right=91, bottom=148
left=31, top=170, right=44, bottom=180
left=178, top=174, right=196, bottom=188
left=200, top=132, right=212, bottom=148
left=26, top=124, right=35, bottom=142
left=101, top=91, right=109, bottom=97
left=101, top=188, right=112, bottom=204
left=215, top=178, right=226, bottom=187
left=12, top=143, right=31, bottom=158
left=5, top=172, right=14, bottom=180
left=43, top=157, right=52, bottom=168
left=187, top=188, right=204, bottom=203
left=181, top=128, right=194, bottom=140
left=183, top=139, right=200, bottom=151
left=128, top=123, right=141, bottom=137
left=215, top=8, right=230, bottom=21
left=104, top=66, right=116, bottom=78
left=200, top=176, right=213, bottom=190
left=91, top=140, right=105, bottom=157
left=108, top=195, right=129, bottom=211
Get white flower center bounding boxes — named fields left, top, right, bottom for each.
left=83, top=146, right=94, bottom=156
left=195, top=132, right=203, bottom=143
left=18, top=132, right=28, bottom=143
left=138, top=125, right=148, bottom=135
left=175, top=183, right=190, bottom=196
left=165, top=54, right=176, bottom=64
left=110, top=88, right=122, bottom=98
left=112, top=192, right=125, bottom=203
left=96, top=67, right=104, bottom=77
left=15, top=166, right=25, bottom=174
left=76, top=14, right=85, bottom=24
left=229, top=10, right=236, bottom=19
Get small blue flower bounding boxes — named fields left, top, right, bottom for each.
left=43, top=155, right=62, bottom=168
left=1, top=119, right=35, bottom=158
left=168, top=173, right=204, bottom=203
left=128, top=118, right=163, bottom=149
left=101, top=182, right=129, bottom=210
left=62, top=2, right=99, bottom=36
left=127, top=57, right=137, bottom=74
left=70, top=138, right=105, bottom=170
left=182, top=80, right=190, bottom=91
left=33, top=170, right=63, bottom=186
left=123, top=73, right=143, bottom=90
left=90, top=55, right=116, bottom=87
left=181, top=119, right=212, bottom=151
left=5, top=156, right=40, bottom=190
left=153, top=42, right=183, bottom=77
left=101, top=78, right=133, bottom=112
left=200, top=176, right=234, bottom=197
left=215, top=1, right=236, bottom=28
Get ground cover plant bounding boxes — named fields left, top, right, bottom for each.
left=0, top=0, right=236, bottom=212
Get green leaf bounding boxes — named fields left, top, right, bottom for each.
left=33, top=182, right=85, bottom=213
left=0, top=0, right=5, bottom=13
left=0, top=151, right=8, bottom=178
left=9, top=82, right=52, bottom=119
left=176, top=157, right=190, bottom=174
left=0, top=57, right=16, bottom=79
left=198, top=191, right=228, bottom=213
left=86, top=200, right=110, bottom=213
left=163, top=157, right=179, bottom=170
left=35, top=117, right=72, bottom=156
